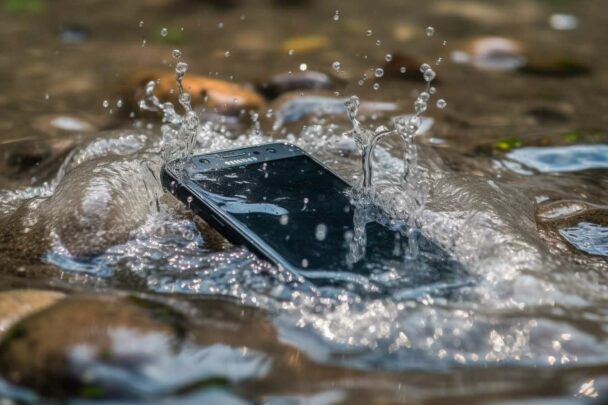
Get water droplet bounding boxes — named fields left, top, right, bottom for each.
left=218, top=22, right=224, bottom=29
left=376, top=40, right=382, bottom=46
left=102, top=100, right=109, bottom=108
left=299, top=63, right=307, bottom=71
left=436, top=57, right=443, bottom=65
left=385, top=53, right=393, bottom=62
left=160, top=28, right=168, bottom=37
left=138, top=21, right=144, bottom=28
left=400, top=66, right=407, bottom=74
left=141, top=40, right=146, bottom=47
left=44, top=93, right=50, bottom=100
left=332, top=61, right=341, bottom=72
left=420, top=63, right=431, bottom=73
left=176, top=62, right=188, bottom=75
left=172, top=49, right=181, bottom=59
left=426, top=26, right=435, bottom=36
left=366, top=29, right=373, bottom=37
left=224, top=51, right=231, bottom=57
left=373, top=82, right=380, bottom=90
left=333, top=10, right=340, bottom=21
left=374, top=68, right=384, bottom=78
left=423, top=68, right=436, bottom=82
left=436, top=99, right=447, bottom=109
left=443, top=40, right=447, bottom=46
left=288, top=49, right=294, bottom=56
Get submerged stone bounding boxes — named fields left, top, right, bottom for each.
left=518, top=57, right=591, bottom=77
left=382, top=52, right=427, bottom=82
left=0, top=290, right=65, bottom=336
left=256, top=71, right=342, bottom=100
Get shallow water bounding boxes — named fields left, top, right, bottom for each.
left=0, top=0, right=607, bottom=402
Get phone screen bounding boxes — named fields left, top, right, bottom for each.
left=191, top=154, right=450, bottom=276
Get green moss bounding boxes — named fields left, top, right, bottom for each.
left=3, top=0, right=44, bottom=13
left=494, top=137, right=522, bottom=151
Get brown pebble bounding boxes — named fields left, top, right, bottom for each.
left=123, top=71, right=265, bottom=116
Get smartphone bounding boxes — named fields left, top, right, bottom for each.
left=161, top=142, right=464, bottom=289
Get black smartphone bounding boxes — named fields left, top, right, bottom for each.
left=161, top=142, right=464, bottom=289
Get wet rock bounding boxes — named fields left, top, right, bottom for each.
left=518, top=57, right=591, bottom=77
left=525, top=106, right=570, bottom=124
left=0, top=290, right=65, bottom=336
left=256, top=71, right=342, bottom=100
left=382, top=52, right=426, bottom=82
left=59, top=24, right=89, bottom=44
left=269, top=93, right=398, bottom=130
left=32, top=114, right=100, bottom=136
left=123, top=71, right=265, bottom=116
left=0, top=136, right=78, bottom=187
left=0, top=295, right=185, bottom=398
left=464, top=37, right=525, bottom=71
left=41, top=154, right=163, bottom=258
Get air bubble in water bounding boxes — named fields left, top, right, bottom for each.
left=420, top=63, right=431, bottom=73
left=374, top=68, right=384, bottom=78
left=288, top=49, right=294, bottom=56
left=224, top=51, right=231, bottom=57
left=436, top=99, right=447, bottom=109
left=332, top=61, right=341, bottom=72
left=102, top=100, right=109, bottom=108
left=139, top=21, right=144, bottom=28
left=160, top=28, right=168, bottom=37
left=436, top=57, right=443, bottom=65
left=373, top=83, right=380, bottom=90
left=116, top=99, right=123, bottom=108
left=141, top=40, right=146, bottom=47
left=423, top=68, right=436, bottom=82
left=426, top=26, right=435, bottom=36
left=172, top=49, right=182, bottom=59
left=333, top=10, right=340, bottom=21
left=400, top=66, right=407, bottom=74
left=299, top=63, right=307, bottom=71
left=218, top=22, right=224, bottom=29
left=385, top=53, right=393, bottom=62
left=429, top=86, right=437, bottom=94
left=376, top=40, right=382, bottom=46
left=366, top=29, right=373, bottom=36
